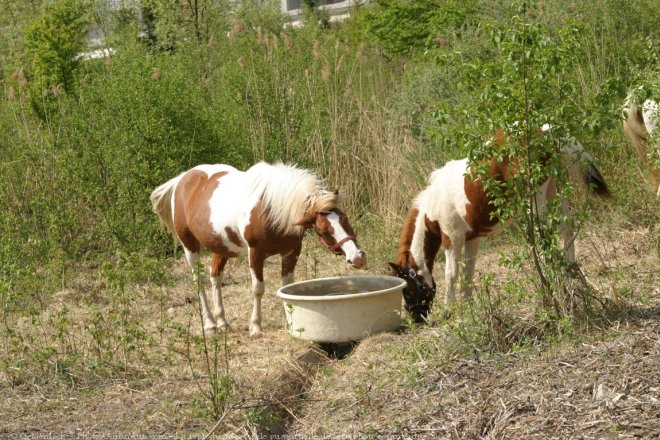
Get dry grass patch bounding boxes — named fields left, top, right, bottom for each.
left=0, top=237, right=367, bottom=438
left=289, top=319, right=659, bottom=439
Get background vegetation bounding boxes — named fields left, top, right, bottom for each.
left=0, top=0, right=658, bottom=433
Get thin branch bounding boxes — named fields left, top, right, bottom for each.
left=202, top=407, right=231, bottom=440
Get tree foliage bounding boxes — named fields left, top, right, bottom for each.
left=364, top=0, right=479, bottom=55
left=431, top=1, right=619, bottom=324
left=0, top=0, right=45, bottom=77
left=139, top=0, right=229, bottom=50
left=24, top=0, right=90, bottom=96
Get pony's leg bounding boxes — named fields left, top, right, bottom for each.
left=281, top=243, right=302, bottom=286
left=209, top=253, right=230, bottom=331
left=463, top=238, right=480, bottom=300
left=444, top=239, right=464, bottom=305
left=183, top=247, right=216, bottom=333
left=559, top=197, right=576, bottom=265
left=248, top=248, right=266, bottom=337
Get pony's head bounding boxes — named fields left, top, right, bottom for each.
left=297, top=208, right=367, bottom=268
left=388, top=262, right=435, bottom=322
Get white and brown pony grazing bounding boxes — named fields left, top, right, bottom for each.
left=150, top=162, right=366, bottom=336
left=623, top=99, right=659, bottom=197
left=389, top=130, right=611, bottom=322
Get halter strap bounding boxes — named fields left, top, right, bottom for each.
left=406, top=264, right=436, bottom=292
left=330, top=235, right=357, bottom=252
left=318, top=234, right=357, bottom=254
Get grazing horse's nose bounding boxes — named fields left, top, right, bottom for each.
left=349, top=250, right=367, bottom=268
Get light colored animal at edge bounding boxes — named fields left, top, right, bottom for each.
left=151, top=162, right=366, bottom=336
left=623, top=98, right=660, bottom=197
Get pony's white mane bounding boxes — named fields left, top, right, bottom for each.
left=245, top=162, right=337, bottom=235
left=413, top=183, right=434, bottom=215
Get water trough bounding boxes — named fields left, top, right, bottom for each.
left=276, top=275, right=406, bottom=343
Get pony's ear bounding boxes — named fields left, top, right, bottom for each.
left=332, top=189, right=346, bottom=201
left=295, top=212, right=317, bottom=228
left=388, top=262, right=404, bottom=276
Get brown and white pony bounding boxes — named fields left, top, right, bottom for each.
left=390, top=130, right=611, bottom=322
left=623, top=99, right=659, bottom=197
left=151, top=162, right=366, bottom=336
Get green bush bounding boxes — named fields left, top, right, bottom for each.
left=364, top=0, right=480, bottom=56
left=24, top=0, right=90, bottom=99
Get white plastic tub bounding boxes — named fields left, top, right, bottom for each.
left=276, top=275, right=406, bottom=343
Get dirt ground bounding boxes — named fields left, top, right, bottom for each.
left=1, top=224, right=658, bottom=439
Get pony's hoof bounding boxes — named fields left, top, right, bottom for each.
left=217, top=321, right=231, bottom=332
left=204, top=325, right=217, bottom=337
left=249, top=325, right=263, bottom=338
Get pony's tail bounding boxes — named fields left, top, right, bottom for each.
left=150, top=173, right=184, bottom=242
left=562, top=142, right=612, bottom=199
left=582, top=161, right=612, bottom=198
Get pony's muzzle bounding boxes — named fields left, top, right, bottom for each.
left=348, top=250, right=367, bottom=268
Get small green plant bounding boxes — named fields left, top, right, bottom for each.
left=362, top=425, right=380, bottom=439
left=285, top=303, right=295, bottom=331
left=244, top=406, right=280, bottom=431
left=96, top=255, right=154, bottom=369
left=176, top=260, right=235, bottom=421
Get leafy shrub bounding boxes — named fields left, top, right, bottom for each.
left=364, top=0, right=480, bottom=56
left=23, top=0, right=90, bottom=99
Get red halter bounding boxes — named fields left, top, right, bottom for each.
left=317, top=233, right=357, bottom=255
